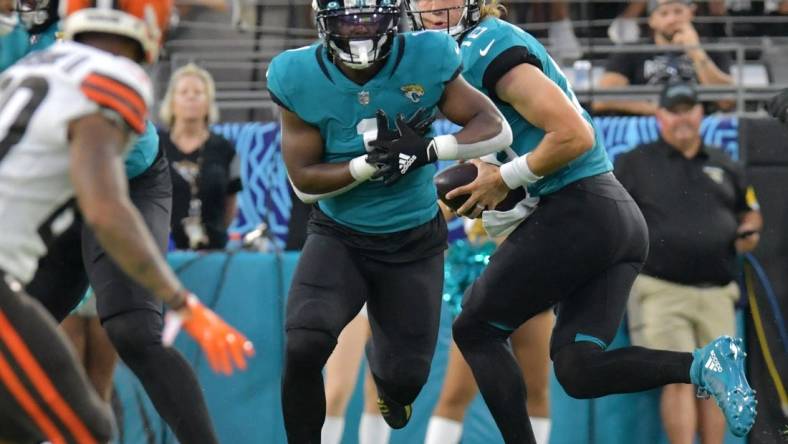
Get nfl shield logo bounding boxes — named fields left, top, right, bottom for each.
left=358, top=91, right=370, bottom=106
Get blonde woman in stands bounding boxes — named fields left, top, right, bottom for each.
left=159, top=63, right=242, bottom=250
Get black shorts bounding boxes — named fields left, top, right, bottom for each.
left=25, top=220, right=89, bottom=323
left=26, top=153, right=172, bottom=322
left=460, top=173, right=649, bottom=356
left=287, top=211, right=447, bottom=377
left=307, top=207, right=448, bottom=263
left=0, top=274, right=113, bottom=444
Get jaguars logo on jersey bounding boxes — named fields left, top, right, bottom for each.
left=401, top=84, right=425, bottom=103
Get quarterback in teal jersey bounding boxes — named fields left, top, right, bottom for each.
left=267, top=0, right=514, bottom=441
left=408, top=1, right=756, bottom=442
left=8, top=1, right=230, bottom=442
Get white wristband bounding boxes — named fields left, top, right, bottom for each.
left=499, top=153, right=542, bottom=190
left=433, top=134, right=459, bottom=160
left=349, top=155, right=376, bottom=181
left=362, top=129, right=378, bottom=152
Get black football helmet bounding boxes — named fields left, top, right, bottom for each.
left=313, top=0, right=401, bottom=70
left=16, top=0, right=59, bottom=34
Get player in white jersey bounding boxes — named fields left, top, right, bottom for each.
left=0, top=42, right=153, bottom=282
left=0, top=1, right=254, bottom=443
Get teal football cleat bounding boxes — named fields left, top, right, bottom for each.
left=691, top=336, right=757, bottom=437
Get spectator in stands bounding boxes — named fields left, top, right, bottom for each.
left=547, top=1, right=581, bottom=63
left=512, top=1, right=646, bottom=61
left=159, top=63, right=242, bottom=250
left=572, top=0, right=648, bottom=39
left=707, top=0, right=788, bottom=37
left=593, top=0, right=734, bottom=115
left=606, top=1, right=649, bottom=44
left=767, top=87, right=788, bottom=122
left=614, top=82, right=762, bottom=444
left=176, top=0, right=227, bottom=14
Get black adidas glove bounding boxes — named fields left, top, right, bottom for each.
left=373, top=109, right=401, bottom=143
left=767, top=88, right=788, bottom=124
left=368, top=110, right=438, bottom=186
left=402, top=107, right=437, bottom=137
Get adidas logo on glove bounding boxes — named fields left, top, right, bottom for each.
left=399, top=153, right=417, bottom=174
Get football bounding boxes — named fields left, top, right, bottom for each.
left=434, top=162, right=526, bottom=213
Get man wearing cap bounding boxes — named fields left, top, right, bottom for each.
left=614, top=82, right=762, bottom=443
left=594, top=0, right=734, bottom=115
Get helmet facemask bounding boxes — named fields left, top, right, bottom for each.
left=405, top=0, right=480, bottom=39
left=315, top=3, right=400, bottom=70
left=17, top=0, right=58, bottom=34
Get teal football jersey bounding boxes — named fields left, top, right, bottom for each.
left=2, top=21, right=158, bottom=178
left=460, top=17, right=612, bottom=197
left=267, top=31, right=462, bottom=234
left=125, top=120, right=159, bottom=179
left=27, top=21, right=59, bottom=53
left=0, top=24, right=28, bottom=72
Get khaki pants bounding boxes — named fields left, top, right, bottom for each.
left=627, top=274, right=739, bottom=353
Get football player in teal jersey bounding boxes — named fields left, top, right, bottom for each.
left=267, top=0, right=514, bottom=441
left=16, top=0, right=58, bottom=51
left=9, top=1, right=229, bottom=442
left=0, top=0, right=27, bottom=72
left=407, top=1, right=757, bottom=442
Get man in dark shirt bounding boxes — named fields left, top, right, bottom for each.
left=614, top=82, right=762, bottom=444
left=767, top=87, right=788, bottom=123
left=593, top=0, right=734, bottom=115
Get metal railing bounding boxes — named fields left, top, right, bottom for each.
left=159, top=5, right=788, bottom=119
left=570, top=42, right=779, bottom=112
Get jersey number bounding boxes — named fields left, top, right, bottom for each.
left=0, top=76, right=49, bottom=163
left=461, top=26, right=488, bottom=47
left=357, top=118, right=383, bottom=181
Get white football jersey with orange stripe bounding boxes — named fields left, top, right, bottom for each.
left=0, top=41, right=152, bottom=284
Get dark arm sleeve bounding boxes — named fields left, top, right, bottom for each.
left=482, top=45, right=543, bottom=102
